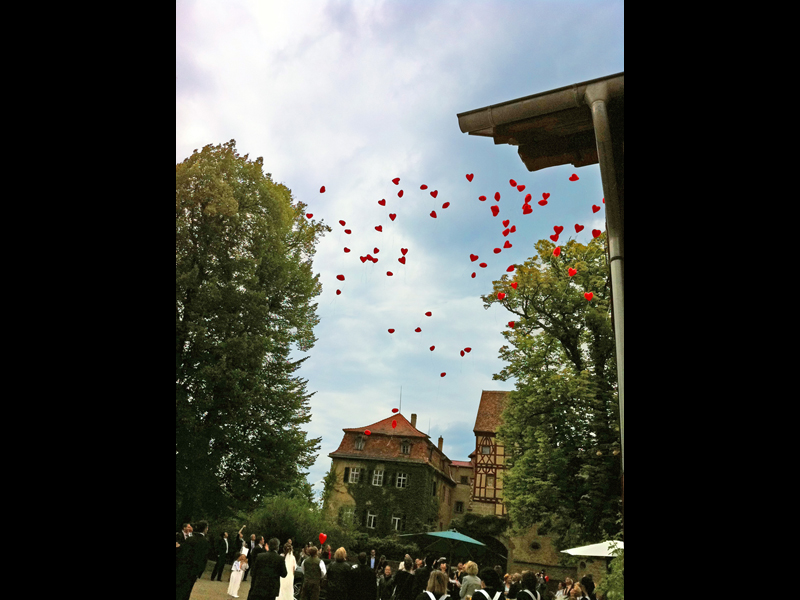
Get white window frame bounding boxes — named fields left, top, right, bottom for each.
left=372, top=469, right=384, bottom=486
left=342, top=506, right=356, bottom=524
left=349, top=467, right=361, bottom=483
left=396, top=472, right=408, bottom=488
left=401, top=441, right=411, bottom=454
left=354, top=437, right=365, bottom=450
left=481, top=445, right=492, bottom=454
left=391, top=515, right=402, bottom=531
left=367, top=512, right=377, bottom=529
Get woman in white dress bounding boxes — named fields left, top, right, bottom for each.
left=278, top=542, right=296, bottom=600
left=227, top=554, right=248, bottom=598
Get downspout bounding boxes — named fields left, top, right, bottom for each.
left=584, top=81, right=624, bottom=523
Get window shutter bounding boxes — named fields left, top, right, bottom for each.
left=344, top=467, right=350, bottom=483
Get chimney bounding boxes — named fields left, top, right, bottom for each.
left=438, top=436, right=443, bottom=452
left=411, top=413, right=417, bottom=428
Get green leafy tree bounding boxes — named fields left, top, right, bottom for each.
left=176, top=141, right=330, bottom=523
left=484, top=236, right=621, bottom=550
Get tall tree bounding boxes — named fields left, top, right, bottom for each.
left=484, top=236, right=621, bottom=549
left=176, top=140, right=329, bottom=523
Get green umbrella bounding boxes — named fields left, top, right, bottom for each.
left=397, top=529, right=489, bottom=567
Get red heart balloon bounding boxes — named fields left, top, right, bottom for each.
left=392, top=178, right=400, bottom=185
left=511, top=282, right=518, bottom=289
left=498, top=292, right=506, bottom=300
left=592, top=229, right=602, bottom=238
left=425, top=312, right=432, bottom=316
left=509, top=179, right=517, bottom=187
left=494, top=192, right=501, bottom=201
left=494, top=248, right=501, bottom=254
left=523, top=204, right=533, bottom=214
left=378, top=199, right=386, bottom=206
left=392, top=419, right=397, bottom=428
left=374, top=248, right=380, bottom=254
left=364, top=429, right=371, bottom=435
left=602, top=197, right=605, bottom=203
left=336, top=274, right=345, bottom=281
left=339, top=220, right=346, bottom=226
left=471, top=272, right=476, bottom=278
left=584, top=292, right=593, bottom=301
left=553, top=247, right=561, bottom=256
left=550, top=234, right=559, bottom=242
left=375, top=225, right=383, bottom=232
left=569, top=174, right=579, bottom=181
left=491, top=206, right=500, bottom=217
left=479, top=263, right=487, bottom=268
left=389, top=213, right=396, bottom=221
left=470, top=254, right=479, bottom=262
left=344, top=229, right=352, bottom=234
left=392, top=408, right=399, bottom=413
left=542, top=193, right=550, bottom=200
left=575, top=224, right=584, bottom=233
left=398, top=256, right=406, bottom=264
left=415, top=327, right=421, bottom=332
left=510, top=226, right=516, bottom=233
left=568, top=268, right=577, bottom=277
left=344, top=247, right=350, bottom=253
left=366, top=254, right=374, bottom=262
left=430, top=190, right=438, bottom=198
left=442, top=202, right=450, bottom=209
left=420, top=184, right=428, bottom=190
left=360, top=256, right=367, bottom=263
left=320, top=186, right=326, bottom=193
left=504, top=241, right=512, bottom=249
left=502, top=229, right=510, bottom=237
left=506, top=265, right=515, bottom=272
left=430, top=346, right=435, bottom=351
left=319, top=533, right=327, bottom=545
left=592, top=205, right=601, bottom=213
left=461, top=350, right=465, bottom=357
left=538, top=200, right=548, bottom=206
left=401, top=248, right=408, bottom=255
left=524, top=194, right=532, bottom=203
left=517, top=184, right=525, bottom=192
left=554, top=225, right=564, bottom=234
left=440, top=373, right=446, bottom=377
left=306, top=214, right=313, bottom=219
left=430, top=211, right=437, bottom=218
left=464, top=347, right=471, bottom=353
left=388, top=329, right=395, bottom=333
left=466, top=174, right=474, bottom=182
left=387, top=271, right=393, bottom=276
left=503, top=219, right=510, bottom=227
left=508, top=321, right=515, bottom=328
left=398, top=190, right=404, bottom=198
left=336, top=289, right=341, bottom=295
left=479, top=195, right=487, bottom=201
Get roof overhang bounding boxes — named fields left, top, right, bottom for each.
left=457, top=72, right=623, bottom=172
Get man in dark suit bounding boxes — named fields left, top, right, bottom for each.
left=247, top=537, right=287, bottom=600
left=242, top=534, right=259, bottom=582
left=176, top=520, right=210, bottom=600
left=411, top=555, right=433, bottom=598
left=210, top=531, right=230, bottom=581
left=246, top=536, right=266, bottom=583
left=176, top=523, right=192, bottom=544
left=352, top=552, right=378, bottom=600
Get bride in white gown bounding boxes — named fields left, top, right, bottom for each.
left=278, top=542, right=297, bottom=600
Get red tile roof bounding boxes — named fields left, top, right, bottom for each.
left=342, top=412, right=429, bottom=438
left=473, top=390, right=510, bottom=433
left=450, top=460, right=473, bottom=468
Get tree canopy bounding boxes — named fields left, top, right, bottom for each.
left=484, top=236, right=621, bottom=550
left=176, top=140, right=330, bottom=524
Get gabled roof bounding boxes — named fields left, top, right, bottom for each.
left=343, top=412, right=429, bottom=438
left=473, top=390, right=510, bottom=433
left=450, top=460, right=473, bottom=468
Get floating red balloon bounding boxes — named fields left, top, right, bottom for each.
left=510, top=225, right=516, bottom=233
left=440, top=373, right=446, bottom=377
left=569, top=174, right=579, bottom=181
left=470, top=254, right=479, bottom=262
left=430, top=211, right=437, bottom=218
left=430, top=190, right=438, bottom=198
left=554, top=225, right=564, bottom=234
left=497, top=292, right=506, bottom=300
left=336, top=289, right=341, bottom=295
left=398, top=190, right=404, bottom=198
left=375, top=225, right=383, bottom=232
left=425, top=312, right=432, bottom=316
left=493, top=248, right=501, bottom=254
left=538, top=200, right=548, bottom=206
left=336, top=274, right=345, bottom=281
left=392, top=178, right=400, bottom=184
left=494, top=192, right=501, bottom=201
left=542, top=193, right=550, bottom=200
left=388, top=329, right=395, bottom=333
left=523, top=204, right=533, bottom=214
left=374, top=247, right=380, bottom=254
left=575, top=224, right=584, bottom=233
left=507, top=265, right=515, bottom=272
left=398, top=256, right=406, bottom=264
left=389, top=213, right=396, bottom=221
left=508, top=321, right=515, bottom=328
left=360, top=256, right=367, bottom=263
left=320, top=186, right=325, bottom=193
left=464, top=347, right=472, bottom=353
left=392, top=408, right=399, bottom=413
left=378, top=199, right=386, bottom=206
left=524, top=193, right=532, bottom=203
left=365, top=429, right=371, bottom=435
left=466, top=174, right=474, bottom=182
left=502, top=219, right=510, bottom=227
left=592, top=229, right=602, bottom=238
left=509, top=179, right=517, bottom=187
left=491, top=206, right=500, bottom=217
left=568, top=268, right=577, bottom=277
left=401, top=248, right=408, bottom=255
left=306, top=214, right=313, bottom=219
left=504, top=241, right=512, bottom=249
left=392, top=419, right=397, bottom=428
left=479, top=195, right=487, bottom=201
left=471, top=272, right=476, bottom=278
left=319, top=533, right=327, bottom=545
left=339, top=220, right=346, bottom=226
left=550, top=234, right=559, bottom=242
left=430, top=346, right=435, bottom=351
left=343, top=247, right=350, bottom=253
left=511, top=282, right=518, bottom=289
left=460, top=350, right=465, bottom=357
left=502, top=229, right=510, bottom=237
left=479, top=263, right=487, bottom=268
left=517, top=184, right=525, bottom=192
left=415, top=327, right=421, bottom=332
left=344, top=229, right=352, bottom=234
left=420, top=184, right=428, bottom=190
left=387, top=271, right=393, bottom=276
left=584, top=292, right=594, bottom=301
left=592, top=205, right=601, bottom=213
left=553, top=247, right=561, bottom=257
left=442, top=202, right=450, bottom=209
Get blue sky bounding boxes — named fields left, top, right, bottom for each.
left=176, top=0, right=624, bottom=501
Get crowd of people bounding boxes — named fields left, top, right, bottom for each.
left=176, top=521, right=601, bottom=600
